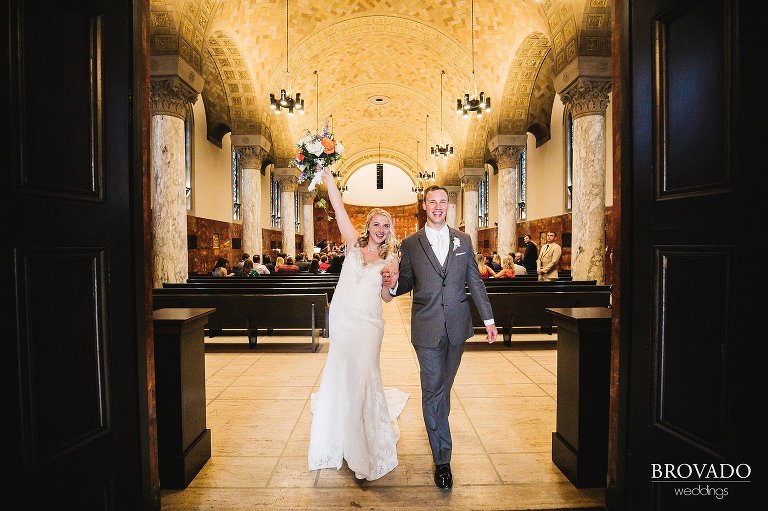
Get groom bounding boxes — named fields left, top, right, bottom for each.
left=383, top=185, right=497, bottom=489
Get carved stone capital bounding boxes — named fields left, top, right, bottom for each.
left=300, top=191, right=315, bottom=203
left=150, top=76, right=198, bottom=118
left=492, top=145, right=524, bottom=170
left=277, top=175, right=299, bottom=192
left=444, top=185, right=461, bottom=203
left=461, top=175, right=482, bottom=192
left=236, top=146, right=269, bottom=170
left=560, top=77, right=612, bottom=119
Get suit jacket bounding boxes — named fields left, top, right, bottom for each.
left=522, top=241, right=538, bottom=273
left=537, top=242, right=562, bottom=281
left=395, top=227, right=494, bottom=347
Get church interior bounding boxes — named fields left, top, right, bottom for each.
left=8, top=0, right=759, bottom=510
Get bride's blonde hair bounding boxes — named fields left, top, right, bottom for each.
left=356, top=208, right=397, bottom=259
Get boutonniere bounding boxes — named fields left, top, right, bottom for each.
left=451, top=234, right=460, bottom=251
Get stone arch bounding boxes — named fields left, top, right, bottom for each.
left=495, top=32, right=557, bottom=148
left=535, top=0, right=579, bottom=75
left=149, top=0, right=223, bottom=74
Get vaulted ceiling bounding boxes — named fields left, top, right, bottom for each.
left=149, top=0, right=612, bottom=185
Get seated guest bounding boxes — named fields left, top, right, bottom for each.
left=308, top=259, right=320, bottom=274
left=263, top=255, right=276, bottom=274
left=295, top=253, right=311, bottom=272
left=494, top=255, right=517, bottom=279
left=274, top=256, right=285, bottom=269
left=232, top=253, right=250, bottom=275
left=513, top=253, right=528, bottom=275
left=276, top=256, right=300, bottom=273
left=476, top=253, right=498, bottom=279
left=327, top=254, right=344, bottom=274
left=212, top=257, right=233, bottom=277
left=242, top=259, right=260, bottom=277
left=490, top=253, right=502, bottom=272
left=252, top=254, right=270, bottom=274
left=318, top=254, right=330, bottom=272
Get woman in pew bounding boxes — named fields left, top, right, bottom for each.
left=276, top=256, right=300, bottom=273
left=308, top=258, right=320, bottom=274
left=493, top=255, right=518, bottom=279
left=308, top=167, right=409, bottom=482
left=212, top=257, right=233, bottom=277
left=242, top=258, right=261, bottom=277
left=475, top=252, right=498, bottom=279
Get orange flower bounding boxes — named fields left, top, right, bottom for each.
left=321, top=137, right=335, bottom=154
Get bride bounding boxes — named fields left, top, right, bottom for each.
left=308, top=167, right=409, bottom=481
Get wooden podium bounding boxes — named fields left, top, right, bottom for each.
left=153, top=307, right=215, bottom=488
left=547, top=307, right=611, bottom=488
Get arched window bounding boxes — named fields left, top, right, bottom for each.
left=518, top=149, right=527, bottom=221
left=232, top=148, right=241, bottom=220
left=294, top=190, right=301, bottom=232
left=184, top=104, right=194, bottom=211
left=564, top=106, right=574, bottom=211
left=478, top=170, right=489, bottom=228
left=270, top=171, right=281, bottom=227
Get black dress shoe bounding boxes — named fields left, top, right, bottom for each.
left=434, top=463, right=453, bottom=489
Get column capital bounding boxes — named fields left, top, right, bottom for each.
left=492, top=145, right=524, bottom=170
left=460, top=167, right=484, bottom=192
left=236, top=146, right=269, bottom=171
left=150, top=76, right=198, bottom=118
left=273, top=167, right=299, bottom=191
left=560, top=77, right=612, bottom=119
left=444, top=185, right=461, bottom=203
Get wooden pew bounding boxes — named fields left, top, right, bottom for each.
left=468, top=286, right=612, bottom=347
left=155, top=285, right=336, bottom=302
left=152, top=293, right=328, bottom=352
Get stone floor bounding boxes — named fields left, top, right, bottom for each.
left=160, top=296, right=606, bottom=510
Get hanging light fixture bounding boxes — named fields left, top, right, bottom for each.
left=432, top=71, right=454, bottom=157
left=269, top=0, right=303, bottom=116
left=420, top=115, right=435, bottom=180
left=456, top=0, right=491, bottom=119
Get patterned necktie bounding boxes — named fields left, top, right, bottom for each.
left=436, top=234, right=445, bottom=265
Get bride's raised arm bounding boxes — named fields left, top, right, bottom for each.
left=321, top=168, right=358, bottom=246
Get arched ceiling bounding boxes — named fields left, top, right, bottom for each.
left=150, top=1, right=611, bottom=184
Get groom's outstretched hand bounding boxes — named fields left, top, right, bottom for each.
left=485, top=324, right=498, bottom=344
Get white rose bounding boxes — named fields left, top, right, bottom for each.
left=300, top=133, right=314, bottom=146
left=335, top=141, right=345, bottom=155
left=306, top=139, right=324, bottom=156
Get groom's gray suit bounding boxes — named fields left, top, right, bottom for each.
left=393, top=227, right=494, bottom=464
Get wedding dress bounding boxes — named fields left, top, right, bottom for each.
left=308, top=245, right=409, bottom=480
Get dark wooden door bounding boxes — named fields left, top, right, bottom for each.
left=6, top=0, right=151, bottom=509
left=621, top=0, right=762, bottom=508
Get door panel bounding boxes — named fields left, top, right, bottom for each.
left=623, top=0, right=760, bottom=508
left=7, top=0, right=149, bottom=508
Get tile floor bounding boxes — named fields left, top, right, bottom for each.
left=160, top=296, right=606, bottom=510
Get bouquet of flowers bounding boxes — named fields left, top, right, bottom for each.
left=291, top=121, right=344, bottom=191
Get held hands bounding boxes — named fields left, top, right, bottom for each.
left=380, top=265, right=399, bottom=289
left=485, top=324, right=498, bottom=344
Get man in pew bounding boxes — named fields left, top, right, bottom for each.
left=252, top=254, right=270, bottom=275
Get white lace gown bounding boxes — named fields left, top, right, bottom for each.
left=308, top=245, right=409, bottom=480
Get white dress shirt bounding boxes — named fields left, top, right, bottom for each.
left=425, top=225, right=450, bottom=265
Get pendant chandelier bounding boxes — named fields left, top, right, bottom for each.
left=269, top=0, right=303, bottom=115
left=432, top=70, right=454, bottom=158
left=420, top=115, right=435, bottom=180
left=456, top=0, right=491, bottom=119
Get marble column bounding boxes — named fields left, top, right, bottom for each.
left=560, top=78, right=611, bottom=284
left=445, top=185, right=461, bottom=229
left=235, top=145, right=268, bottom=259
left=150, top=77, right=198, bottom=287
left=273, top=167, right=299, bottom=257
left=492, top=145, right=523, bottom=257
left=460, top=168, right=485, bottom=251
left=299, top=185, right=316, bottom=257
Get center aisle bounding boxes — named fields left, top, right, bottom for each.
left=160, top=296, right=605, bottom=510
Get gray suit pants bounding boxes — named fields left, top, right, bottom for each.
left=413, top=332, right=465, bottom=465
